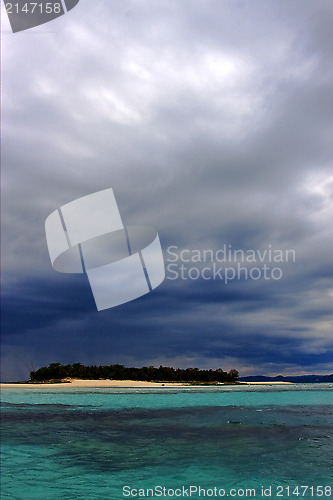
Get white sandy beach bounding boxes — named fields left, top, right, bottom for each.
left=0, top=379, right=292, bottom=389
left=0, top=379, right=185, bottom=389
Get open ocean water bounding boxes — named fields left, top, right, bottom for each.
left=1, top=384, right=332, bottom=499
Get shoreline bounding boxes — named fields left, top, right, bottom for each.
left=0, top=378, right=293, bottom=389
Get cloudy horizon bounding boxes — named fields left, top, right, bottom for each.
left=1, top=0, right=332, bottom=382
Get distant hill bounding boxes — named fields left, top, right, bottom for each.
left=239, top=374, right=333, bottom=383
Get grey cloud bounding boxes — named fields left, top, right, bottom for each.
left=1, top=0, right=332, bottom=381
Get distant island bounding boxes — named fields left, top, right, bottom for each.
left=29, top=363, right=239, bottom=384
left=239, top=374, right=333, bottom=383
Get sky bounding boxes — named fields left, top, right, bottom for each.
left=1, top=0, right=332, bottom=382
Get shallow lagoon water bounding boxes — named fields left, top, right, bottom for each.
left=1, top=384, right=332, bottom=499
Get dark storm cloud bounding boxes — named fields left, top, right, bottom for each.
left=1, top=0, right=332, bottom=380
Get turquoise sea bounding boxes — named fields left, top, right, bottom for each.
left=1, top=384, right=332, bottom=499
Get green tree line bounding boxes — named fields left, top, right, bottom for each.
left=30, top=363, right=239, bottom=383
